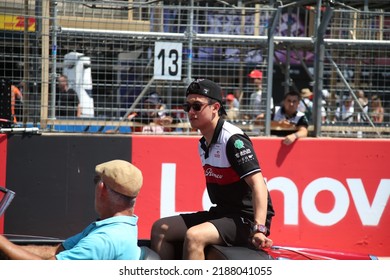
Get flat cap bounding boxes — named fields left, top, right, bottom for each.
left=95, top=160, right=143, bottom=197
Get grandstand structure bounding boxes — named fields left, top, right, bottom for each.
left=1, top=0, right=389, bottom=137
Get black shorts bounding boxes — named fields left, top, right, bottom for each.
left=180, top=210, right=253, bottom=247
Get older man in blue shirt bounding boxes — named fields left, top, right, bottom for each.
left=0, top=160, right=143, bottom=260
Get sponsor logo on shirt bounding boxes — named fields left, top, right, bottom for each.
left=235, top=148, right=253, bottom=158
left=234, top=139, right=244, bottom=149
left=205, top=167, right=223, bottom=179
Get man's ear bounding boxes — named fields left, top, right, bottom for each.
left=97, top=181, right=107, bottom=195
left=213, top=102, right=221, bottom=112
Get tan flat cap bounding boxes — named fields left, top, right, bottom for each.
left=95, top=160, right=143, bottom=197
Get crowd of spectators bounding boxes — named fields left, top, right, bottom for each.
left=6, top=70, right=386, bottom=137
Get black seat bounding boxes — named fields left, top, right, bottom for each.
left=205, top=245, right=274, bottom=260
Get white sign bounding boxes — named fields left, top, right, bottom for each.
left=154, top=42, right=182, bottom=80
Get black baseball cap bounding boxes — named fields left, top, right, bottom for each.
left=144, top=92, right=162, bottom=105
left=186, top=79, right=227, bottom=116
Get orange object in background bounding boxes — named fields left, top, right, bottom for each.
left=11, top=85, right=22, bottom=123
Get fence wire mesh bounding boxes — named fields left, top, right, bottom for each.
left=1, top=0, right=389, bottom=138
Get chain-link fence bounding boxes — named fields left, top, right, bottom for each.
left=1, top=0, right=389, bottom=137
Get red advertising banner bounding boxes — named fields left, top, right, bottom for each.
left=132, top=135, right=390, bottom=257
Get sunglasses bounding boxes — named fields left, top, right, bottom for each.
left=182, top=101, right=211, bottom=112
left=94, top=175, right=102, bottom=185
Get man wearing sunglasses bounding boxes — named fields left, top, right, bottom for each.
left=0, top=160, right=143, bottom=260
left=151, top=78, right=275, bottom=260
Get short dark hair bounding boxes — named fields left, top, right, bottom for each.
left=283, top=90, right=301, bottom=101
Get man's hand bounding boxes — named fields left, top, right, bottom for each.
left=251, top=232, right=273, bottom=249
left=283, top=132, right=298, bottom=145
left=155, top=116, right=173, bottom=126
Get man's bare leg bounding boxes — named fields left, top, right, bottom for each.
left=151, top=215, right=188, bottom=260
left=183, top=222, right=223, bottom=260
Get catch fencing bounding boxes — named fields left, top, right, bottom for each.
left=1, top=0, right=389, bottom=138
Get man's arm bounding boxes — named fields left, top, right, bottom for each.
left=23, top=243, right=64, bottom=259
left=0, top=235, right=62, bottom=260
left=244, top=172, right=273, bottom=249
left=283, top=125, right=308, bottom=146
left=77, top=104, right=81, bottom=117
left=154, top=115, right=173, bottom=126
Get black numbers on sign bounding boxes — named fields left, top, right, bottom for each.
left=157, top=48, right=179, bottom=76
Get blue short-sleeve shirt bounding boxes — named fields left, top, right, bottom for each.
left=56, top=215, right=140, bottom=260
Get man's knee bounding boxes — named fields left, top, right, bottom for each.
left=185, top=226, right=204, bottom=246
left=151, top=216, right=186, bottom=240
left=151, top=219, right=166, bottom=238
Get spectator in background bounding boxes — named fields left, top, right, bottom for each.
left=334, top=95, right=355, bottom=123
left=128, top=92, right=174, bottom=133
left=298, top=88, right=313, bottom=122
left=0, top=160, right=143, bottom=260
left=248, top=69, right=274, bottom=123
left=57, top=74, right=79, bottom=118
left=355, top=89, right=369, bottom=122
left=225, top=93, right=239, bottom=122
left=247, top=69, right=274, bottom=135
left=369, top=95, right=384, bottom=123
left=271, top=90, right=309, bottom=145
left=298, top=88, right=327, bottom=123
left=232, top=89, right=242, bottom=109
left=11, top=84, right=23, bottom=123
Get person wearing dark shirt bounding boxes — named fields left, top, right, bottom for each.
left=271, top=90, right=309, bottom=145
left=150, top=79, right=275, bottom=260
left=56, top=74, right=79, bottom=118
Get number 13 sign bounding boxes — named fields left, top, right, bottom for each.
left=154, top=42, right=182, bottom=81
